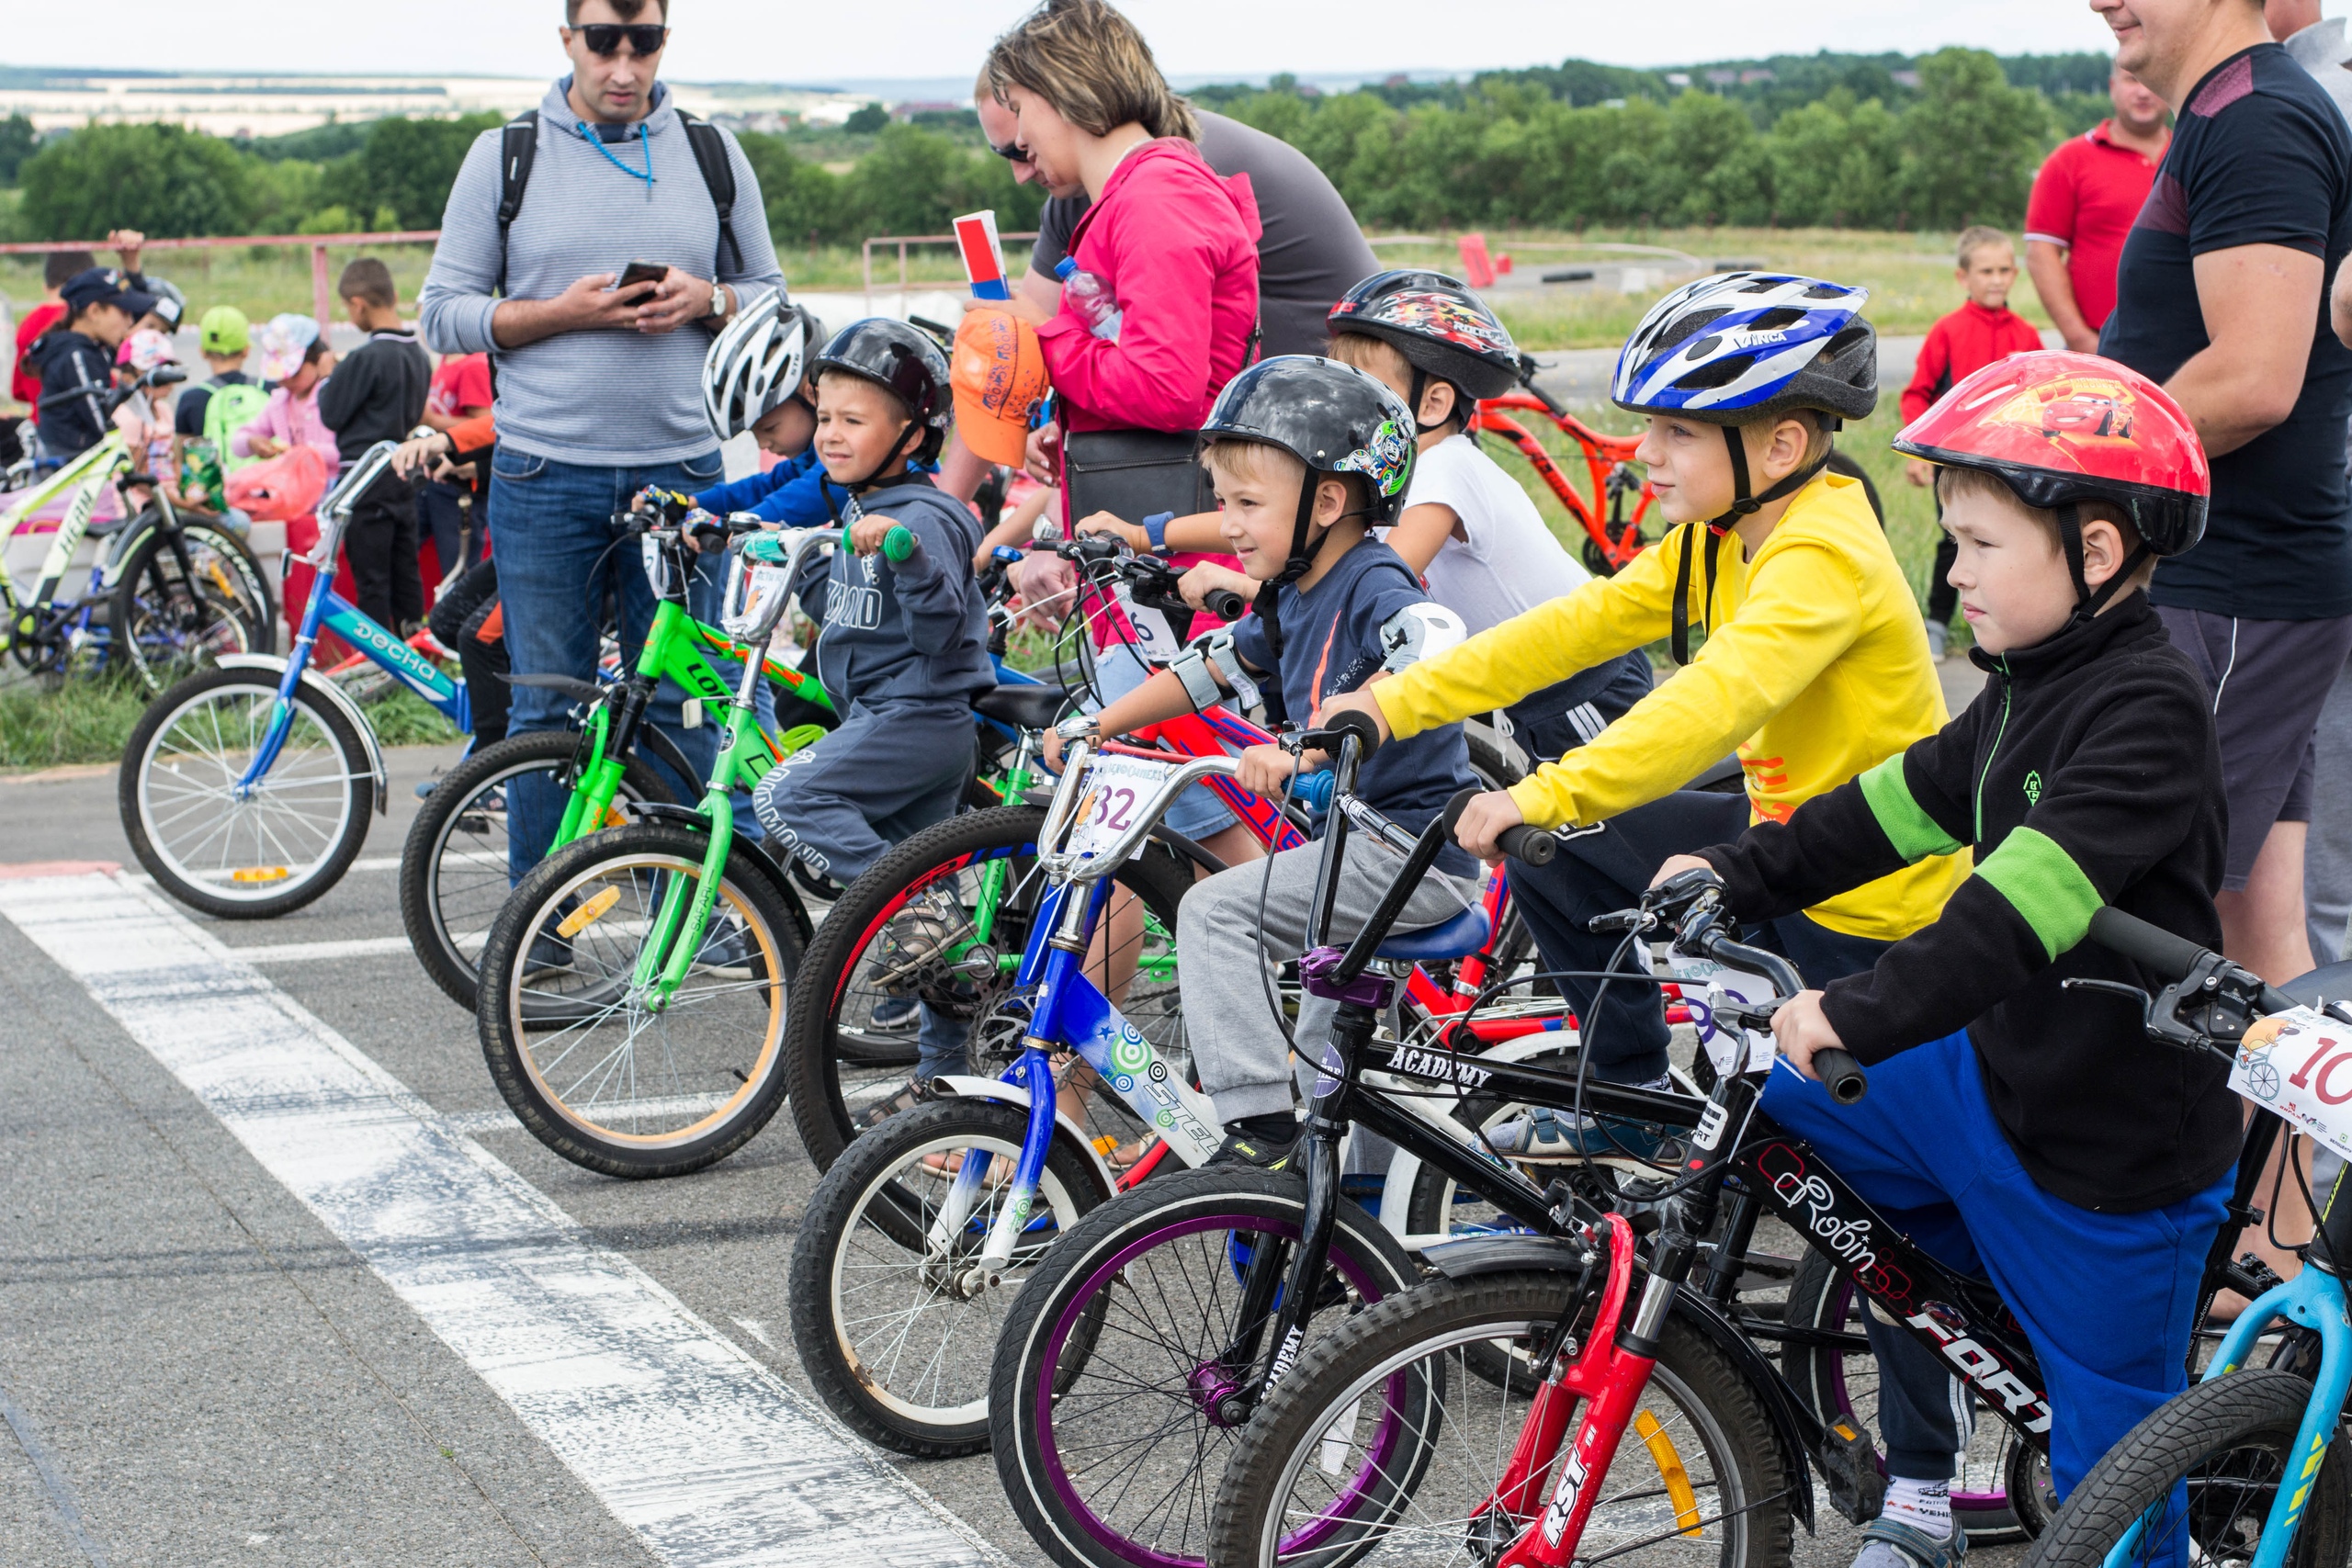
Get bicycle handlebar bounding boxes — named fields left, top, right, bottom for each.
left=1440, top=784, right=1556, bottom=865
left=2086, top=907, right=2299, bottom=1019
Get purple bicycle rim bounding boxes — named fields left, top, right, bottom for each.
left=1826, top=1279, right=2010, bottom=1513
left=1034, top=1210, right=1394, bottom=1568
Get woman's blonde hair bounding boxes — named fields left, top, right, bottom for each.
left=984, top=0, right=1198, bottom=141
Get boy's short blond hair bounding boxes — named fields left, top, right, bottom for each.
left=1937, top=464, right=2154, bottom=588
left=1956, top=225, right=2014, bottom=268
left=1201, top=434, right=1371, bottom=513
left=816, top=367, right=913, bottom=427
left=1327, top=332, right=1473, bottom=434
left=1738, top=406, right=1834, bottom=472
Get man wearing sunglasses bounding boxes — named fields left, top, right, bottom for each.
left=420, top=0, right=786, bottom=885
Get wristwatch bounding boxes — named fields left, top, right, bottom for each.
left=705, top=282, right=731, bottom=320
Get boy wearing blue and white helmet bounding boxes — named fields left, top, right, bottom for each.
left=1323, top=273, right=1964, bottom=1121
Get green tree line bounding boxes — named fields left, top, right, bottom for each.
left=0, top=43, right=2086, bottom=243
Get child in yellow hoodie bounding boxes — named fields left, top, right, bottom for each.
left=1323, top=274, right=1968, bottom=1145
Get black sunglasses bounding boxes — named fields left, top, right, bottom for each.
left=989, top=138, right=1029, bottom=163
left=577, top=23, right=669, bottom=57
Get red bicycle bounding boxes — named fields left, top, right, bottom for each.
left=1473, top=387, right=1656, bottom=577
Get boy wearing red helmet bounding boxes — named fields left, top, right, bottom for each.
left=1657, top=349, right=2233, bottom=1568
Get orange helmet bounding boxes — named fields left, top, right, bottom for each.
left=1894, top=349, right=2209, bottom=559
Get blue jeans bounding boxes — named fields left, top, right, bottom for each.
left=490, top=447, right=725, bottom=880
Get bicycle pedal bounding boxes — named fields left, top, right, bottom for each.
left=1818, top=1417, right=1886, bottom=1525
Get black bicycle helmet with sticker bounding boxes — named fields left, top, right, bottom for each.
left=811, top=318, right=955, bottom=483
left=1328, top=269, right=1524, bottom=415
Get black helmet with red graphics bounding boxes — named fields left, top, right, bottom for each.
left=1327, top=269, right=1524, bottom=402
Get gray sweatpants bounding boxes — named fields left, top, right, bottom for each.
left=752, top=697, right=975, bottom=887
left=1179, top=839, right=1478, bottom=1125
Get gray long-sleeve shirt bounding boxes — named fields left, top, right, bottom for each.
left=418, top=79, right=785, bottom=467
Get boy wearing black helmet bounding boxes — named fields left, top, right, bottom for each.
left=1046, top=355, right=1481, bottom=1168
left=1326, top=269, right=1654, bottom=761
left=752, top=319, right=994, bottom=974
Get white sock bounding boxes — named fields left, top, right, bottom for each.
left=1882, top=1476, right=1951, bottom=1540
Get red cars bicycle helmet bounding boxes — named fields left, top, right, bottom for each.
left=1327, top=270, right=1523, bottom=423
left=1894, top=349, right=2208, bottom=611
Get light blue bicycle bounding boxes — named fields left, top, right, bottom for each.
left=119, top=440, right=465, bottom=918
left=2025, top=908, right=2352, bottom=1568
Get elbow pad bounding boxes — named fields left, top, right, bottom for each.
left=1379, top=603, right=1469, bottom=674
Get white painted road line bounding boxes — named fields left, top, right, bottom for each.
left=120, top=854, right=403, bottom=888
left=231, top=936, right=418, bottom=964
left=0, top=870, right=1001, bottom=1568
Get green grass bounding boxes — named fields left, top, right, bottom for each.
left=0, top=671, right=459, bottom=770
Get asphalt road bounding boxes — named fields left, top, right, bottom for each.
left=0, top=713, right=2001, bottom=1568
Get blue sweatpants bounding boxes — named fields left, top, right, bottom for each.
left=1761, top=1030, right=2229, bottom=1508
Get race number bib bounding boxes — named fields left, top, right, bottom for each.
left=1113, top=581, right=1182, bottom=667
left=1066, top=753, right=1181, bottom=862
left=2232, top=1008, right=2352, bottom=1162
left=1665, top=952, right=1781, bottom=1078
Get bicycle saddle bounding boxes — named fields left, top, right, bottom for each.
left=2281, top=958, right=2352, bottom=1011
left=973, top=682, right=1069, bottom=733
left=1375, top=905, right=1491, bottom=964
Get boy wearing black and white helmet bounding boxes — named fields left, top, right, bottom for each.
left=1048, top=355, right=1481, bottom=1168
left=689, top=292, right=854, bottom=528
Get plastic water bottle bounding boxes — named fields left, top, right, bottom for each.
left=1054, top=256, right=1123, bottom=342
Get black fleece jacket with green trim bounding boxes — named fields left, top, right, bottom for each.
left=1697, top=592, right=2237, bottom=1211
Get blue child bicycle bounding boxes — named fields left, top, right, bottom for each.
left=119, top=440, right=466, bottom=918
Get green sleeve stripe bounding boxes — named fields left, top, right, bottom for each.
left=1858, top=755, right=1963, bottom=863
left=1975, top=827, right=2104, bottom=962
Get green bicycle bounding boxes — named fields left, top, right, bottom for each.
left=4, top=366, right=274, bottom=689
left=398, top=500, right=837, bottom=1014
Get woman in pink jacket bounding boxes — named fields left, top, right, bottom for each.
left=985, top=0, right=1265, bottom=866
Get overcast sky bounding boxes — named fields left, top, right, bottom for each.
left=12, top=1, right=2128, bottom=83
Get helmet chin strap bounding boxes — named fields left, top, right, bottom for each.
left=844, top=421, right=918, bottom=493
left=2057, top=502, right=2150, bottom=621
left=1705, top=423, right=1833, bottom=535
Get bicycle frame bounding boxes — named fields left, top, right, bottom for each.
left=0, top=430, right=131, bottom=617
left=1472, top=391, right=1655, bottom=574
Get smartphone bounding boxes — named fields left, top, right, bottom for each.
left=613, top=260, right=668, bottom=291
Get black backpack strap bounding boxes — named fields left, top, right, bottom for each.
left=677, top=111, right=741, bottom=280
left=494, top=111, right=539, bottom=299
left=1668, top=524, right=1723, bottom=666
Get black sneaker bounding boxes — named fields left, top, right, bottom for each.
left=1208, top=1122, right=1303, bottom=1171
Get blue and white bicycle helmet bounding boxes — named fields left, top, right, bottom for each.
left=1614, top=272, right=1878, bottom=527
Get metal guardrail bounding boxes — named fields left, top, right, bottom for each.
left=0, top=231, right=444, bottom=339
left=860, top=230, right=1039, bottom=310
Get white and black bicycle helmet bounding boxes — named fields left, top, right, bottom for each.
left=703, top=290, right=823, bottom=443
left=1612, top=272, right=1877, bottom=530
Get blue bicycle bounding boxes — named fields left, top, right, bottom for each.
left=119, top=440, right=466, bottom=918
left=2022, top=908, right=2352, bottom=1568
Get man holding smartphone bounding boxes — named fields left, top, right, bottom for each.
left=420, top=0, right=786, bottom=890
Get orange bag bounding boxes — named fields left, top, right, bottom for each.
left=224, top=445, right=328, bottom=523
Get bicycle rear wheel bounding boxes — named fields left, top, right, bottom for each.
left=399, top=729, right=673, bottom=1011
left=475, top=819, right=801, bottom=1178
left=111, top=519, right=274, bottom=690
left=119, top=666, right=373, bottom=918
left=1209, top=1271, right=1795, bottom=1568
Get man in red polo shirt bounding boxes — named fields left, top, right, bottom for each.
left=2025, top=62, right=2171, bottom=352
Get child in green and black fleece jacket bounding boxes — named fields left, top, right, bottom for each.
left=1653, top=352, right=2234, bottom=1568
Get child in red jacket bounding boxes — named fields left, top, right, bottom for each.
left=1904, top=226, right=2046, bottom=656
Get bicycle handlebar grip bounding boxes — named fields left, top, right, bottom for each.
left=883, top=525, right=915, bottom=562
left=1204, top=586, right=1248, bottom=621
left=1441, top=785, right=1556, bottom=865
left=1321, top=707, right=1384, bottom=759
left=1811, top=1047, right=1868, bottom=1105
left=2087, top=906, right=2207, bottom=984
left=1290, top=772, right=1334, bottom=810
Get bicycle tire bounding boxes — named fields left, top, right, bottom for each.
left=475, top=818, right=802, bottom=1179
left=2025, top=1369, right=2352, bottom=1568
left=110, top=518, right=274, bottom=689
left=119, top=666, right=374, bottom=919
left=1209, top=1270, right=1796, bottom=1568
left=788, top=1096, right=1111, bottom=1458
left=399, top=729, right=674, bottom=1011
left=989, top=1166, right=1418, bottom=1568
left=781, top=805, right=1193, bottom=1175
left=1781, top=1247, right=2031, bottom=1542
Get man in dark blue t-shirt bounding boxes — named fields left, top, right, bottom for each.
left=2098, top=0, right=2352, bottom=987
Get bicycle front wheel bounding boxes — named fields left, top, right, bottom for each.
left=989, top=1167, right=1418, bottom=1568
left=1211, top=1271, right=1796, bottom=1568
left=119, top=666, right=373, bottom=918
left=2027, top=1369, right=2352, bottom=1568
left=399, top=729, right=674, bottom=1012
left=788, top=1096, right=1110, bottom=1458
left=476, top=819, right=801, bottom=1178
